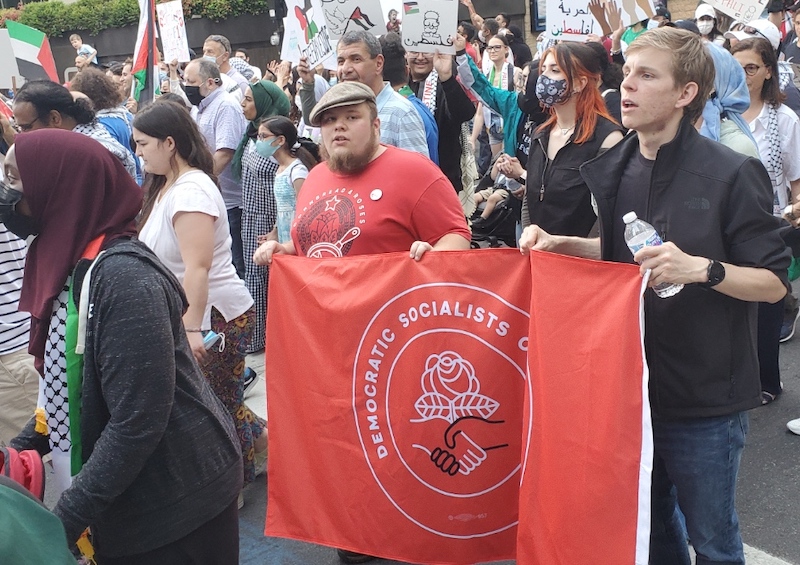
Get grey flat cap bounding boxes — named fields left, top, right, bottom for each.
left=308, top=81, right=376, bottom=127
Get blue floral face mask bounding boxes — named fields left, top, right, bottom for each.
left=535, top=74, right=570, bottom=108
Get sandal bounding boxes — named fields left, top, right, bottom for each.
left=761, top=390, right=780, bottom=405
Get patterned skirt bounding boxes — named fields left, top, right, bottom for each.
left=242, top=211, right=271, bottom=353
left=203, top=306, right=266, bottom=485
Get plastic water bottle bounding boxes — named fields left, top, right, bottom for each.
left=623, top=211, right=683, bottom=298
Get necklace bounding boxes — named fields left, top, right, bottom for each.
left=557, top=123, right=575, bottom=136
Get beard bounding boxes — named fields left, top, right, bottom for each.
left=321, top=130, right=380, bottom=175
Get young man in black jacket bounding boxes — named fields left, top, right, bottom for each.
left=519, top=27, right=789, bottom=565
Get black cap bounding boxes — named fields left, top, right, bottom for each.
left=673, top=19, right=701, bottom=34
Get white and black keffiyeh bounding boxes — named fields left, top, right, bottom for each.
left=44, top=287, right=71, bottom=452
left=421, top=69, right=439, bottom=114
left=765, top=102, right=787, bottom=216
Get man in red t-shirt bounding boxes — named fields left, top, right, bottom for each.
left=254, top=81, right=470, bottom=266
left=253, top=80, right=470, bottom=565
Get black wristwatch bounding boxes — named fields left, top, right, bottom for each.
left=701, top=260, right=725, bottom=287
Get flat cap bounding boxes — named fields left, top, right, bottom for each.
left=308, top=81, right=376, bottom=127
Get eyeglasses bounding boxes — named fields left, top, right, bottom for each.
left=485, top=45, right=504, bottom=52
left=13, top=117, right=39, bottom=133
left=257, top=134, right=276, bottom=142
left=741, top=63, right=764, bottom=76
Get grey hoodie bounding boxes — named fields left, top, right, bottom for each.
left=12, top=239, right=242, bottom=557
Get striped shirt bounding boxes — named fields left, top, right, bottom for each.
left=375, top=83, right=430, bottom=158
left=0, top=226, right=30, bottom=355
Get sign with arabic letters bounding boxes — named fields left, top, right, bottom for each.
left=547, top=0, right=657, bottom=41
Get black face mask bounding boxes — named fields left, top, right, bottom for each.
left=184, top=85, right=205, bottom=106
left=0, top=181, right=38, bottom=240
left=517, top=69, right=541, bottom=115
left=3, top=212, right=39, bottom=240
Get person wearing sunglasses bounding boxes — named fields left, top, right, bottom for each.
left=732, top=37, right=800, bottom=407
left=473, top=35, right=521, bottom=159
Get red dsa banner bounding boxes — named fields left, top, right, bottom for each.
left=519, top=251, right=651, bottom=565
left=265, top=249, right=650, bottom=564
left=265, top=249, right=531, bottom=564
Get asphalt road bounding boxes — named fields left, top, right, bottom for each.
left=736, top=326, right=800, bottom=565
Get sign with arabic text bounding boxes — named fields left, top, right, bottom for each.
left=547, top=0, right=656, bottom=41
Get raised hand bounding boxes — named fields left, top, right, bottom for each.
left=296, top=56, right=316, bottom=85
left=433, top=47, right=454, bottom=81
left=588, top=0, right=612, bottom=36
left=606, top=0, right=624, bottom=35
left=453, top=32, right=467, bottom=52
left=275, top=60, right=292, bottom=87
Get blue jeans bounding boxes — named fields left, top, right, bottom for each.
left=227, top=207, right=245, bottom=280
left=649, top=412, right=748, bottom=565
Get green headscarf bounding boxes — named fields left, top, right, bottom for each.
left=231, top=79, right=291, bottom=179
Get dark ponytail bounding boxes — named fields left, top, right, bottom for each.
left=15, top=79, right=96, bottom=125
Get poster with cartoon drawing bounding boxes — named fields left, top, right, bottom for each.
left=547, top=0, right=656, bottom=41
left=400, top=0, right=458, bottom=55
left=321, top=0, right=384, bottom=40
left=156, top=0, right=190, bottom=63
left=281, top=0, right=336, bottom=68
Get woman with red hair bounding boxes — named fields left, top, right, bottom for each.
left=515, top=42, right=623, bottom=236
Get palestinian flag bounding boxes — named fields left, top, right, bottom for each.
left=5, top=21, right=58, bottom=83
left=348, top=7, right=375, bottom=31
left=403, top=1, right=419, bottom=15
left=132, top=0, right=159, bottom=104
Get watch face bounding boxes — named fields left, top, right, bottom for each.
left=709, top=260, right=725, bottom=285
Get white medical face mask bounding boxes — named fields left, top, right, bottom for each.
left=478, top=30, right=486, bottom=43
left=697, top=20, right=714, bottom=35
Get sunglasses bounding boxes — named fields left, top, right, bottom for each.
left=742, top=26, right=770, bottom=41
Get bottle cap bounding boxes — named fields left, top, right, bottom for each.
left=622, top=211, right=638, bottom=224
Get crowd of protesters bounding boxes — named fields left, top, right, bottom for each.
left=1, top=1, right=800, bottom=563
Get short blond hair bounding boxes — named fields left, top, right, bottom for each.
left=625, top=27, right=715, bottom=124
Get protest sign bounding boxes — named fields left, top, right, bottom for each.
left=0, top=30, right=21, bottom=89
left=400, top=0, right=458, bottom=54
left=705, top=0, right=767, bottom=24
left=156, top=0, right=191, bottom=63
left=547, top=0, right=656, bottom=41
left=321, top=0, right=384, bottom=39
left=281, top=0, right=336, bottom=68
